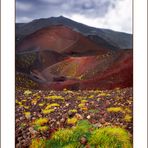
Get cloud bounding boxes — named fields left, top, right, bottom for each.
left=16, top=16, right=32, bottom=23
left=16, top=0, right=132, bottom=33
left=70, top=0, right=132, bottom=33
left=40, top=0, right=63, bottom=4
left=16, top=1, right=33, bottom=11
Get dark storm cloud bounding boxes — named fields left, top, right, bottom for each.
left=16, top=0, right=118, bottom=22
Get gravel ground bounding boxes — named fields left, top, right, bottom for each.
left=15, top=86, right=133, bottom=147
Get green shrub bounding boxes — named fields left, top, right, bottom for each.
left=72, top=120, right=92, bottom=141
left=30, top=121, right=132, bottom=148
left=63, top=142, right=82, bottom=148
left=47, top=120, right=91, bottom=147
left=51, top=129, right=73, bottom=146
left=30, top=139, right=45, bottom=148
left=88, top=127, right=132, bottom=148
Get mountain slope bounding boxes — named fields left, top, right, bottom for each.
left=32, top=50, right=133, bottom=90
left=16, top=17, right=133, bottom=90
left=16, top=25, right=110, bottom=55
left=16, top=16, right=132, bottom=49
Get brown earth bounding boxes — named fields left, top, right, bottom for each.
left=16, top=25, right=133, bottom=91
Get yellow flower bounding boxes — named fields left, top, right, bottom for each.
left=124, top=114, right=132, bottom=122
left=38, top=103, right=45, bottom=107
left=45, top=95, right=64, bottom=100
left=107, top=107, right=123, bottom=113
left=81, top=100, right=88, bottom=103
left=88, top=95, right=94, bottom=99
left=45, top=103, right=60, bottom=110
left=34, top=118, right=48, bottom=125
left=78, top=103, right=85, bottom=108
left=81, top=107, right=88, bottom=111
left=42, top=109, right=55, bottom=114
left=24, top=90, right=32, bottom=96
left=67, top=117, right=78, bottom=125
left=24, top=106, right=29, bottom=109
left=38, top=126, right=49, bottom=131
left=24, top=112, right=31, bottom=119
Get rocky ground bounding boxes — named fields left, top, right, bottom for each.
left=15, top=85, right=133, bottom=147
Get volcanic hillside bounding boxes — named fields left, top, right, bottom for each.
left=38, top=49, right=132, bottom=90
left=16, top=25, right=110, bottom=56
left=16, top=18, right=133, bottom=90
left=16, top=16, right=132, bottom=49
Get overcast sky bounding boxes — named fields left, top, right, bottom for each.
left=16, top=0, right=132, bottom=33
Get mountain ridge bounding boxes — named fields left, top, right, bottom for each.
left=16, top=16, right=132, bottom=49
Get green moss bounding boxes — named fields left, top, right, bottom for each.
left=45, top=95, right=64, bottom=100
left=30, top=138, right=45, bottom=148
left=48, top=120, right=91, bottom=147
left=45, top=139, right=62, bottom=148
left=124, top=114, right=132, bottom=122
left=51, top=129, right=73, bottom=145
left=78, top=103, right=85, bottom=108
left=107, top=107, right=123, bottom=113
left=30, top=121, right=132, bottom=148
left=24, top=90, right=32, bottom=96
left=24, top=112, right=31, bottom=119
left=63, top=142, right=81, bottom=148
left=34, top=118, right=48, bottom=126
left=37, top=126, right=49, bottom=132
left=88, top=127, right=132, bottom=148
left=88, top=109, right=99, bottom=113
left=38, top=102, right=45, bottom=107
left=81, top=100, right=88, bottom=103
left=67, top=117, right=78, bottom=125
left=88, top=95, right=94, bottom=99
left=42, top=109, right=55, bottom=114
left=72, top=120, right=92, bottom=141
left=45, top=103, right=60, bottom=110
left=20, top=123, right=26, bottom=129
left=69, top=109, right=77, bottom=113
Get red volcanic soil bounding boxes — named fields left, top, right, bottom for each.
left=80, top=50, right=133, bottom=90
left=16, top=25, right=109, bottom=55
left=16, top=25, right=133, bottom=90
left=36, top=50, right=133, bottom=90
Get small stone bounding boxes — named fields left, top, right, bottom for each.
left=31, top=117, right=36, bottom=121
left=99, top=118, right=106, bottom=124
left=97, top=98, right=101, bottom=102
left=16, top=119, right=20, bottom=123
left=103, top=113, right=108, bottom=118
left=60, top=118, right=66, bottom=123
left=105, top=100, right=110, bottom=107
left=80, top=137, right=87, bottom=145
left=23, top=134, right=27, bottom=139
left=57, top=121, right=60, bottom=125
left=37, top=113, right=42, bottom=118
left=21, top=139, right=26, bottom=144
left=16, top=143, right=21, bottom=148
left=66, top=103, right=69, bottom=107
left=28, top=127, right=34, bottom=132
left=19, top=117, right=24, bottom=121
left=68, top=111, right=75, bottom=118
left=100, top=111, right=105, bottom=115
left=75, top=113, right=83, bottom=120
left=86, top=144, right=91, bottom=148
left=93, top=123, right=102, bottom=128
left=86, top=115, right=91, bottom=119
left=17, top=137, right=23, bottom=141
left=26, top=132, right=30, bottom=135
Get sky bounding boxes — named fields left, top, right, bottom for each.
left=16, top=0, right=132, bottom=33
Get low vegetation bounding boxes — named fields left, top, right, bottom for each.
left=15, top=84, right=133, bottom=147
left=30, top=120, right=132, bottom=148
